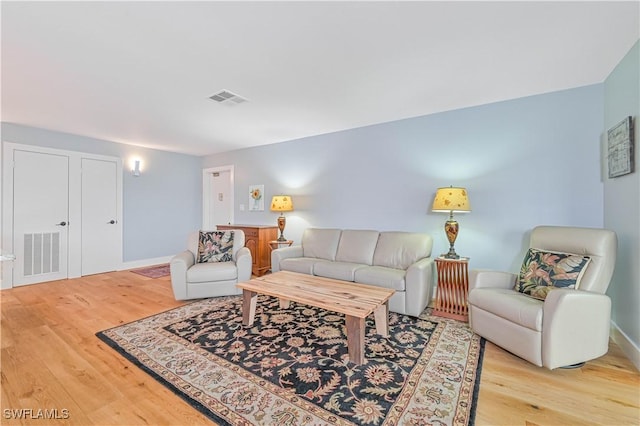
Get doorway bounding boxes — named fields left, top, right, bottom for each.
left=202, top=165, right=234, bottom=230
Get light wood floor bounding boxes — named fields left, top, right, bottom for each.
left=1, top=271, right=638, bottom=425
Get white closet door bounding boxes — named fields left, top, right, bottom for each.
left=81, top=158, right=119, bottom=275
left=13, top=150, right=69, bottom=286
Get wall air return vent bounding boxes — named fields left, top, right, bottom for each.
left=208, top=90, right=248, bottom=106
left=23, top=232, right=60, bottom=276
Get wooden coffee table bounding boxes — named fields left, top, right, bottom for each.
left=236, top=271, right=395, bottom=364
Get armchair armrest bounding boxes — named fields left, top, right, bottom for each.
left=169, top=250, right=195, bottom=300
left=469, top=269, right=517, bottom=291
left=542, top=289, right=612, bottom=369
left=271, top=245, right=303, bottom=272
left=404, top=257, right=436, bottom=317
left=235, top=247, right=252, bottom=282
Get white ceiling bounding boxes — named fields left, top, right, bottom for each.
left=2, top=1, right=639, bottom=156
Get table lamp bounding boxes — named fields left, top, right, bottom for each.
left=432, top=186, right=471, bottom=259
left=270, top=195, right=294, bottom=242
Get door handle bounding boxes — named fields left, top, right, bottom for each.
left=108, top=220, right=117, bottom=224
left=56, top=221, right=67, bottom=227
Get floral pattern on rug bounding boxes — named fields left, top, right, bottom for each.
left=97, top=295, right=484, bottom=426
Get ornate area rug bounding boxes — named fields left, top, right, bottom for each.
left=97, top=295, right=485, bottom=425
left=130, top=263, right=170, bottom=278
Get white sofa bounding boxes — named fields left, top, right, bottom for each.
left=271, top=228, right=435, bottom=317
left=170, top=230, right=252, bottom=300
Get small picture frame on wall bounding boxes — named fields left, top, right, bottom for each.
left=607, top=116, right=634, bottom=178
left=248, top=184, right=264, bottom=211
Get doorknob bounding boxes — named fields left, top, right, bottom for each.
left=56, top=221, right=67, bottom=226
left=108, top=220, right=117, bottom=224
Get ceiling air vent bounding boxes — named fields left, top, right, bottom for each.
left=208, top=90, right=247, bottom=106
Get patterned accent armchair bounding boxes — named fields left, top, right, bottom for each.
left=170, top=230, right=252, bottom=300
left=468, top=226, right=617, bottom=369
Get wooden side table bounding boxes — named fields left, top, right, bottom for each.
left=433, top=257, right=470, bottom=322
left=269, top=240, right=293, bottom=250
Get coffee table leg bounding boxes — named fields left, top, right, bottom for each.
left=279, top=298, right=290, bottom=309
left=374, top=301, right=389, bottom=337
left=345, top=315, right=365, bottom=364
left=242, top=289, right=257, bottom=326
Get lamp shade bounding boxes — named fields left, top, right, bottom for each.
left=432, top=187, right=470, bottom=212
left=270, top=195, right=294, bottom=212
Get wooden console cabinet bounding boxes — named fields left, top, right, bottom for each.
left=217, top=224, right=278, bottom=277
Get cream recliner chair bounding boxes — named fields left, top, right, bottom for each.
left=170, top=230, right=252, bottom=300
left=468, top=226, right=617, bottom=370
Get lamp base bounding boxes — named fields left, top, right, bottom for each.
left=442, top=216, right=460, bottom=259
left=277, top=215, right=287, bottom=242
left=442, top=248, right=460, bottom=259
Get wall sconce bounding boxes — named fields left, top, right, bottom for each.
left=132, top=159, right=141, bottom=177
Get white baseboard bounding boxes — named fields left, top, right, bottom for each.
left=119, top=256, right=172, bottom=271
left=610, top=320, right=640, bottom=372
left=0, top=256, right=173, bottom=289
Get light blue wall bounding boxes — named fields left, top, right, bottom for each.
left=204, top=84, right=605, bottom=273
left=1, top=84, right=608, bottom=275
left=604, top=41, right=640, bottom=356
left=1, top=123, right=202, bottom=262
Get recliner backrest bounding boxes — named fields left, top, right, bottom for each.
left=187, top=229, right=246, bottom=260
left=529, top=226, right=617, bottom=294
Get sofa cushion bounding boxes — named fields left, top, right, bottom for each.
left=187, top=261, right=237, bottom=283
left=354, top=266, right=406, bottom=291
left=335, top=230, right=379, bottom=265
left=197, top=230, right=234, bottom=263
left=373, top=232, right=432, bottom=270
left=314, top=261, right=366, bottom=282
left=280, top=257, right=331, bottom=275
left=515, top=248, right=591, bottom=300
left=468, top=288, right=543, bottom=331
left=302, top=228, right=342, bottom=260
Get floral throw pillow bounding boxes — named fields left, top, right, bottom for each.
left=515, top=248, right=591, bottom=300
left=197, top=231, right=234, bottom=263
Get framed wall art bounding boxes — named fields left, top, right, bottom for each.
left=249, top=184, right=264, bottom=211
left=607, top=116, right=634, bottom=178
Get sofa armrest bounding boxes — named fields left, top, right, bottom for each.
left=404, top=257, right=436, bottom=317
left=235, top=246, right=252, bottom=282
left=271, top=245, right=304, bottom=272
left=469, top=269, right=517, bottom=291
left=542, top=289, right=611, bottom=369
left=170, top=250, right=195, bottom=300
